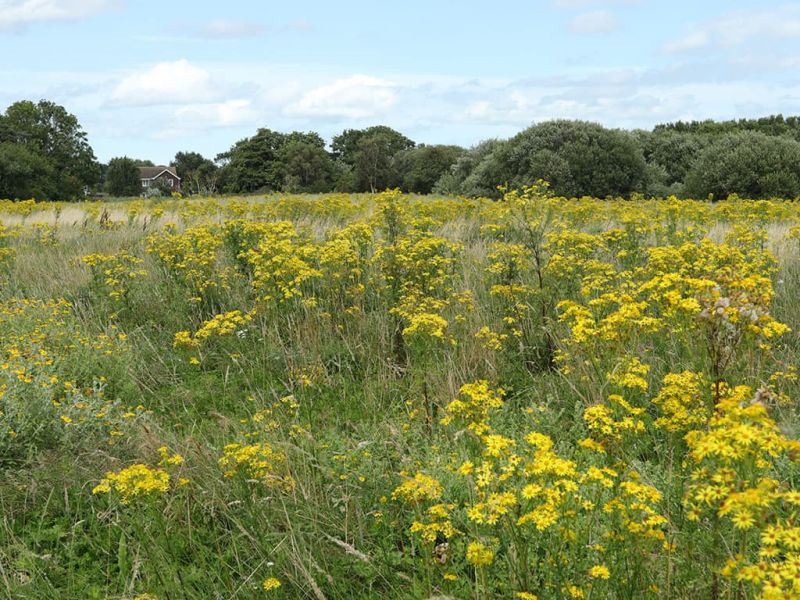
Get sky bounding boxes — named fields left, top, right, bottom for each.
left=2, top=0, right=800, bottom=164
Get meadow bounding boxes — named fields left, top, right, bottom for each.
left=1, top=188, right=800, bottom=599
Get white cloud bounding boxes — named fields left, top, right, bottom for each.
left=108, top=59, right=218, bottom=107
left=286, top=74, right=398, bottom=119
left=199, top=19, right=265, bottom=38
left=568, top=10, right=619, bottom=33
left=666, top=6, right=800, bottom=53
left=284, top=20, right=313, bottom=32
left=0, top=0, right=117, bottom=30
left=174, top=99, right=258, bottom=128
left=664, top=31, right=710, bottom=53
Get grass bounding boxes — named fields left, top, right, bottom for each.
left=0, top=189, right=799, bottom=599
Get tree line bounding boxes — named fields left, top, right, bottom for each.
left=5, top=99, right=800, bottom=200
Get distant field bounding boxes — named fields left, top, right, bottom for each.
left=2, top=190, right=800, bottom=599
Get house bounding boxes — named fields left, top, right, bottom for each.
left=139, top=166, right=181, bottom=193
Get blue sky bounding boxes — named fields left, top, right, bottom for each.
left=2, top=0, right=800, bottom=163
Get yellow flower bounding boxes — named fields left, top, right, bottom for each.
left=219, top=442, right=294, bottom=490
left=92, top=464, right=170, bottom=503
left=392, top=472, right=443, bottom=503
left=588, top=565, right=610, bottom=580
left=466, top=541, right=494, bottom=566
left=262, top=577, right=281, bottom=591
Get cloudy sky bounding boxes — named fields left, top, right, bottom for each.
left=2, top=0, right=800, bottom=163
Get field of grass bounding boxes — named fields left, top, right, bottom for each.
left=2, top=188, right=800, bottom=599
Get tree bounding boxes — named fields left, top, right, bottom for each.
left=332, top=126, right=414, bottom=164
left=0, top=142, right=53, bottom=199
left=172, top=151, right=218, bottom=195
left=354, top=135, right=390, bottom=192
left=637, top=129, right=709, bottom=195
left=433, top=139, right=507, bottom=197
left=391, top=144, right=464, bottom=194
left=684, top=132, right=800, bottom=199
left=105, top=157, right=141, bottom=197
left=655, top=114, right=800, bottom=142
left=172, top=151, right=206, bottom=177
left=331, top=126, right=414, bottom=191
left=0, top=100, right=99, bottom=199
left=193, top=161, right=219, bottom=195
left=279, top=140, right=334, bottom=193
left=216, top=129, right=328, bottom=193
left=496, top=120, right=648, bottom=198
left=353, top=131, right=414, bottom=192
left=216, top=128, right=287, bottom=192
left=146, top=177, right=175, bottom=198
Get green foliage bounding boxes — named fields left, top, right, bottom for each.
left=332, top=126, right=415, bottom=192
left=216, top=128, right=287, bottom=192
left=684, top=131, right=800, bottom=199
left=12, top=93, right=800, bottom=202
left=105, top=157, right=141, bottom=197
left=434, top=139, right=507, bottom=197
left=497, top=120, right=648, bottom=198
left=216, top=129, right=331, bottom=193
left=172, top=151, right=218, bottom=195
left=3, top=194, right=800, bottom=598
left=655, top=113, right=800, bottom=141
left=331, top=125, right=415, bottom=165
left=0, top=100, right=98, bottom=200
left=0, top=141, right=53, bottom=199
left=0, top=299, right=138, bottom=464
left=638, top=129, right=710, bottom=190
left=279, top=139, right=334, bottom=192
left=391, top=144, right=465, bottom=194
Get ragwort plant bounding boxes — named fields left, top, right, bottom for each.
left=3, top=191, right=800, bottom=599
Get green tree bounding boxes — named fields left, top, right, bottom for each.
left=193, top=161, right=219, bottom=195
left=0, top=142, right=53, bottom=199
left=216, top=129, right=328, bottom=193
left=433, top=139, right=507, bottom=197
left=216, top=129, right=287, bottom=192
left=332, top=126, right=414, bottom=191
left=684, top=131, right=800, bottom=199
left=496, top=120, right=648, bottom=198
left=354, top=135, right=389, bottom=192
left=172, top=151, right=206, bottom=177
left=637, top=129, right=709, bottom=195
left=655, top=114, right=800, bottom=141
left=0, top=100, right=99, bottom=199
left=279, top=140, right=334, bottom=193
left=105, top=157, right=141, bottom=197
left=331, top=126, right=414, bottom=164
left=391, top=144, right=464, bottom=194
left=172, top=151, right=218, bottom=194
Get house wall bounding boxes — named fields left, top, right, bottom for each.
left=152, top=173, right=181, bottom=192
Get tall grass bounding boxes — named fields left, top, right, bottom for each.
left=1, top=190, right=800, bottom=599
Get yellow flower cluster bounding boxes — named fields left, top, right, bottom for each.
left=173, top=309, right=253, bottom=353
left=243, top=221, right=321, bottom=306
left=392, top=472, right=443, bottom=503
left=81, top=252, right=147, bottom=301
left=147, top=225, right=228, bottom=302
left=92, top=464, right=170, bottom=503
left=219, top=441, right=294, bottom=490
left=440, top=380, right=505, bottom=436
